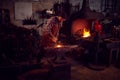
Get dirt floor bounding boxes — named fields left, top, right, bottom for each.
left=67, top=57, right=120, bottom=80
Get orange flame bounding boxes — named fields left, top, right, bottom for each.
left=82, top=28, right=91, bottom=38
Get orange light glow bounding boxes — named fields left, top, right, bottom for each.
left=56, top=44, right=62, bottom=48
left=82, top=28, right=91, bottom=38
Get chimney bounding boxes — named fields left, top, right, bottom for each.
left=79, top=0, right=104, bottom=19
left=81, top=0, right=91, bottom=12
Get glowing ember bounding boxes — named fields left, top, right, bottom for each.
left=82, top=28, right=91, bottom=38
left=56, top=44, right=62, bottom=48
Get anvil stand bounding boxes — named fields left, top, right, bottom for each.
left=46, top=46, right=68, bottom=64
left=52, top=47, right=67, bottom=64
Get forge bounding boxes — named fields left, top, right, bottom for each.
left=71, top=0, right=104, bottom=39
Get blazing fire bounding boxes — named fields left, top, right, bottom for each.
left=82, top=28, right=91, bottom=38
